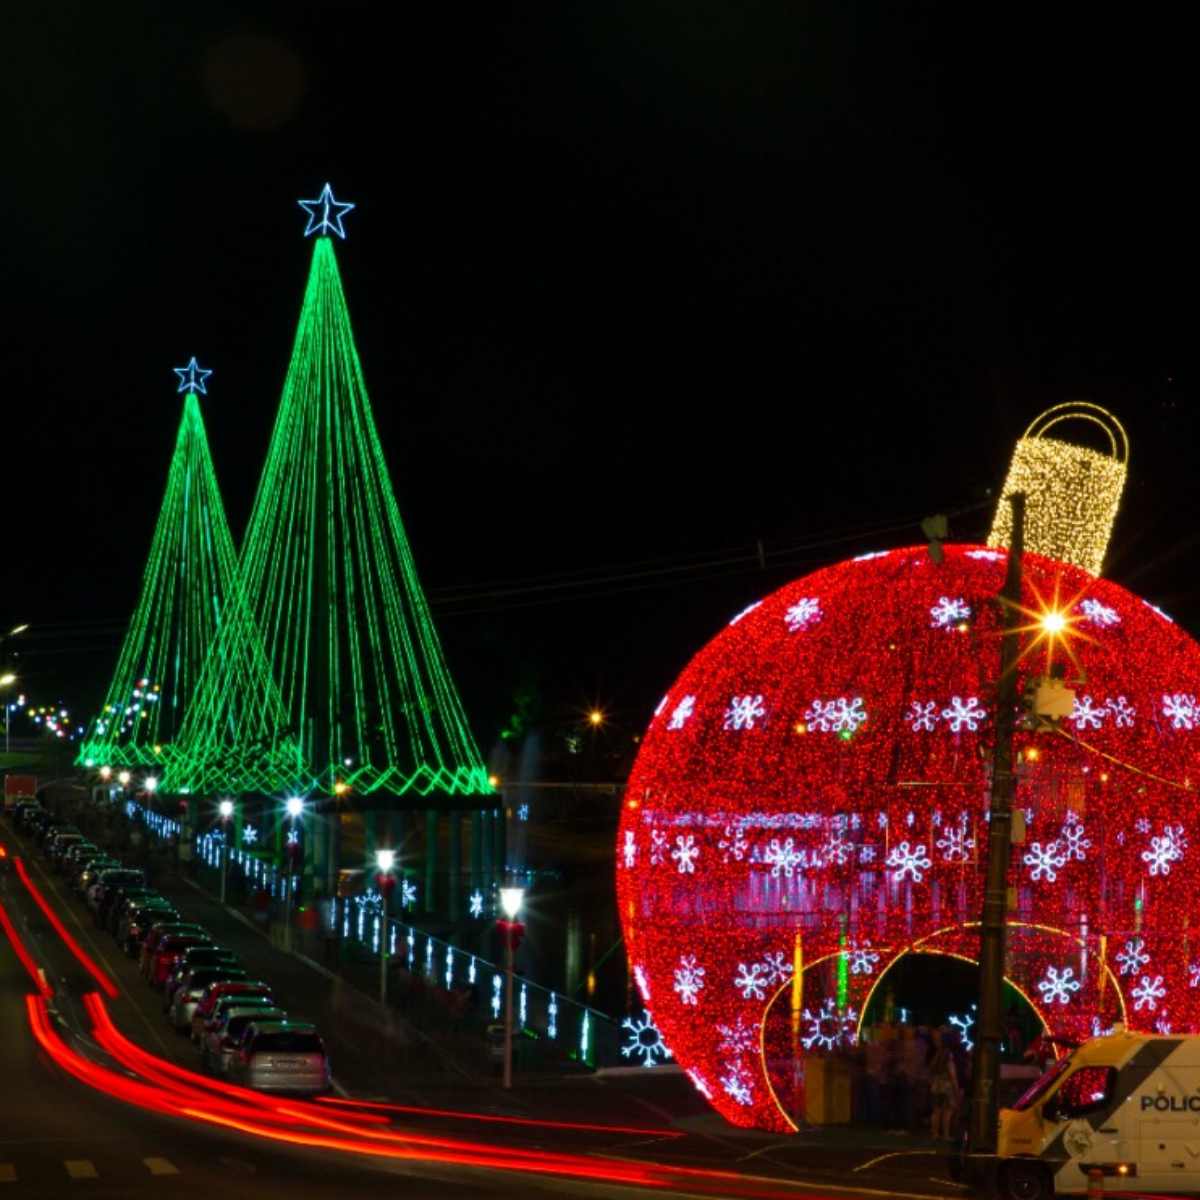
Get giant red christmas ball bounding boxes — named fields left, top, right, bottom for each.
left=617, top=544, right=1200, bottom=1131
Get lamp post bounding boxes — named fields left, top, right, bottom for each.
left=284, top=797, right=304, bottom=951
left=218, top=799, right=234, bottom=903
left=498, top=886, right=525, bottom=1090
left=0, top=672, right=16, bottom=755
left=376, top=849, right=396, bottom=1007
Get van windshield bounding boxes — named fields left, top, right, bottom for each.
left=254, top=1033, right=322, bottom=1055
left=1011, top=1055, right=1072, bottom=1111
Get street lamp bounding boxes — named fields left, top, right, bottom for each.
left=218, top=799, right=234, bottom=903
left=282, top=797, right=305, bottom=949
left=117, top=770, right=131, bottom=788
left=0, top=673, right=15, bottom=755
left=498, top=886, right=526, bottom=1090
left=143, top=775, right=158, bottom=795
left=99, top=766, right=112, bottom=782
left=376, top=849, right=396, bottom=1007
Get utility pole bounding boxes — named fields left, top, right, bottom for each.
left=969, top=492, right=1025, bottom=1163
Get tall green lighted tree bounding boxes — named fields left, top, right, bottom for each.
left=78, top=360, right=240, bottom=771
left=167, top=186, right=490, bottom=802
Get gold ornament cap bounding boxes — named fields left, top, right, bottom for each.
left=988, top=402, right=1128, bottom=576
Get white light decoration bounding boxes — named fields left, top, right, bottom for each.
left=621, top=1014, right=671, bottom=1068
left=729, top=601, right=761, bottom=626
left=667, top=695, right=696, bottom=730
left=298, top=182, right=355, bottom=239
left=547, top=993, right=558, bottom=1039
left=376, top=848, right=396, bottom=873
left=286, top=796, right=304, bottom=818
left=724, top=695, right=766, bottom=731
left=173, top=356, right=213, bottom=395
left=242, top=824, right=258, bottom=845
left=491, top=973, right=501, bottom=1018
left=1037, top=965, right=1082, bottom=1005
left=469, top=889, right=484, bottom=918
left=987, top=402, right=1128, bottom=576
left=519, top=983, right=527, bottom=1028
left=445, top=945, right=454, bottom=990
left=218, top=798, right=234, bottom=819
left=499, top=887, right=524, bottom=919
left=580, top=1011, right=590, bottom=1060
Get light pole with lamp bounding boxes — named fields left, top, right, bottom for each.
left=375, top=849, right=396, bottom=1007
left=0, top=673, right=16, bottom=755
left=498, top=886, right=525, bottom=1090
left=284, top=796, right=304, bottom=950
left=218, top=799, right=234, bottom=903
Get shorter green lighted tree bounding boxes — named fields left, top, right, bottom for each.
left=79, top=362, right=239, bottom=771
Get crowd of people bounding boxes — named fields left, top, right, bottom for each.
left=852, top=1022, right=970, bottom=1139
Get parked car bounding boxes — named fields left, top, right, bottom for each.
left=7, top=800, right=40, bottom=825
left=119, top=901, right=179, bottom=955
left=88, top=868, right=145, bottom=917
left=44, top=829, right=82, bottom=860
left=201, top=1005, right=287, bottom=1075
left=76, top=856, right=120, bottom=896
left=229, top=1021, right=329, bottom=1095
left=103, top=886, right=160, bottom=935
left=168, top=967, right=248, bottom=1031
left=61, top=842, right=99, bottom=874
left=149, top=934, right=213, bottom=989
left=189, top=980, right=274, bottom=1044
left=163, top=947, right=241, bottom=1010
left=139, top=922, right=208, bottom=978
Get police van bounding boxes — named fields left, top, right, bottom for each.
left=996, top=1025, right=1200, bottom=1196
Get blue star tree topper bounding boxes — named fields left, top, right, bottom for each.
left=298, top=183, right=355, bottom=239
left=173, top=357, right=213, bottom=395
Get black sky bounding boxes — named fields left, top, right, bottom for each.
left=3, top=4, right=1197, bottom=756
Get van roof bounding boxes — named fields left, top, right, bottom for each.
left=248, top=1020, right=317, bottom=1035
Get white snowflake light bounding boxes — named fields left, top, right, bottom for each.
left=468, top=890, right=484, bottom=918
left=1132, top=974, right=1166, bottom=1012
left=1142, top=835, right=1177, bottom=877
left=1162, top=693, right=1199, bottom=731
left=764, top=837, right=803, bottom=879
left=1116, top=938, right=1150, bottom=976
left=936, top=823, right=973, bottom=864
left=717, top=824, right=748, bottom=862
left=1037, top=965, right=1081, bottom=1005
left=734, top=962, right=769, bottom=1000
left=620, top=1014, right=671, bottom=1067
left=716, top=1016, right=758, bottom=1057
left=649, top=829, right=668, bottom=865
left=671, top=834, right=700, bottom=874
left=801, top=997, right=858, bottom=1050
left=831, top=697, right=867, bottom=733
left=850, top=947, right=880, bottom=975
left=1060, top=821, right=1091, bottom=863
left=1024, top=841, right=1067, bottom=883
left=286, top=828, right=299, bottom=846
left=907, top=700, right=939, bottom=732
left=667, top=695, right=696, bottom=730
left=1079, top=598, right=1120, bottom=627
left=942, top=695, right=985, bottom=732
left=930, top=596, right=971, bottom=628
left=784, top=597, right=822, bottom=632
left=804, top=699, right=836, bottom=732
left=887, top=841, right=932, bottom=883
left=1106, top=695, right=1135, bottom=728
left=724, top=694, right=766, bottom=731
left=761, top=951, right=793, bottom=984
left=622, top=831, right=637, bottom=869
left=720, top=1061, right=754, bottom=1106
left=242, top=825, right=258, bottom=845
left=400, top=879, right=418, bottom=908
left=1070, top=695, right=1106, bottom=731
left=948, top=1007, right=976, bottom=1051
left=673, top=954, right=706, bottom=1006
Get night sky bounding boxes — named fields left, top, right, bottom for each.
left=4, top=4, right=1197, bottom=761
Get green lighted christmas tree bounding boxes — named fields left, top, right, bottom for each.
left=166, top=186, right=490, bottom=801
left=78, top=361, right=239, bottom=771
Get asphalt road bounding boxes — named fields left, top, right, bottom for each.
left=0, top=817, right=965, bottom=1200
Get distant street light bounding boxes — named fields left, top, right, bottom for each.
left=118, top=770, right=131, bottom=788
left=376, top=849, right=397, bottom=1006
left=99, top=766, right=112, bottom=781
left=588, top=709, right=605, bottom=727
left=498, top=886, right=526, bottom=1090
left=286, top=796, right=304, bottom=819
left=218, top=799, right=235, bottom=903
left=143, top=775, right=158, bottom=794
left=0, top=673, right=15, bottom=687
